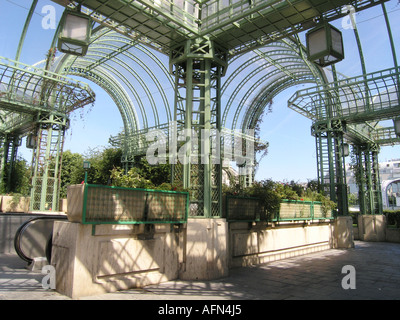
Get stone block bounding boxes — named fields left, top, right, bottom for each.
left=51, top=221, right=182, bottom=298
left=333, top=216, right=354, bottom=248
left=358, top=215, right=386, bottom=242
left=179, top=218, right=229, bottom=281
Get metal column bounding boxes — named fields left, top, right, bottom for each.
left=312, top=119, right=349, bottom=216
left=352, top=143, right=382, bottom=215
left=30, top=113, right=68, bottom=212
left=170, top=39, right=227, bottom=217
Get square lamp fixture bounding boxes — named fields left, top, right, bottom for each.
left=394, top=118, right=400, bottom=137
left=83, top=161, right=91, bottom=169
left=343, top=143, right=350, bottom=157
left=306, top=23, right=344, bottom=67
left=26, top=133, right=37, bottom=149
left=58, top=10, right=92, bottom=56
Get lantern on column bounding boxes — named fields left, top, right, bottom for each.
left=393, top=118, right=400, bottom=137
left=58, top=10, right=92, bottom=56
left=306, top=22, right=344, bottom=67
left=343, top=143, right=350, bottom=157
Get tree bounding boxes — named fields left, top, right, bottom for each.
left=132, top=157, right=171, bottom=186
left=8, top=157, right=31, bottom=195
left=109, top=167, right=154, bottom=189
left=83, top=147, right=122, bottom=185
left=60, top=150, right=84, bottom=198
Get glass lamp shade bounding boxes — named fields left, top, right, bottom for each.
left=83, top=161, right=91, bottom=169
left=306, top=23, right=344, bottom=67
left=26, top=134, right=37, bottom=149
left=343, top=143, right=350, bottom=157
left=394, top=118, right=400, bottom=137
left=58, top=11, right=91, bottom=56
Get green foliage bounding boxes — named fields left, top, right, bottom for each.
left=59, top=149, right=175, bottom=196
left=247, top=180, right=281, bottom=220
left=10, top=157, right=31, bottom=196
left=385, top=210, right=400, bottom=228
left=60, top=150, right=85, bottom=197
left=110, top=167, right=154, bottom=189
left=223, top=179, right=293, bottom=220
left=0, top=157, right=31, bottom=196
left=313, top=192, right=337, bottom=216
left=59, top=147, right=122, bottom=197
left=83, top=147, right=122, bottom=185
left=109, top=166, right=185, bottom=192
left=131, top=157, right=171, bottom=186
left=223, top=178, right=336, bottom=220
left=348, top=193, right=358, bottom=206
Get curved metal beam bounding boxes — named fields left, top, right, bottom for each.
left=221, top=36, right=324, bottom=132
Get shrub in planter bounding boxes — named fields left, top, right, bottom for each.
left=109, top=167, right=154, bottom=189
left=385, top=210, right=400, bottom=228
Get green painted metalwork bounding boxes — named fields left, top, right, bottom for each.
left=3, top=0, right=397, bottom=218
left=0, top=57, right=95, bottom=120
left=65, top=0, right=387, bottom=58
left=311, top=119, right=349, bottom=215
left=351, top=143, right=382, bottom=215
left=275, top=199, right=334, bottom=221
left=225, top=195, right=264, bottom=222
left=0, top=134, right=21, bottom=193
left=382, top=2, right=398, bottom=70
left=221, top=39, right=324, bottom=131
left=80, top=183, right=189, bottom=225
left=15, top=0, right=39, bottom=62
left=169, top=38, right=227, bottom=217
left=53, top=29, right=179, bottom=169
left=30, top=113, right=69, bottom=211
left=0, top=54, right=95, bottom=210
left=288, top=67, right=400, bottom=123
left=234, top=42, right=324, bottom=131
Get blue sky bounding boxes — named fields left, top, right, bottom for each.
left=1, top=0, right=399, bottom=182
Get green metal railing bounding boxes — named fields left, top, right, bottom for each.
left=288, top=66, right=400, bottom=124
left=225, top=195, right=265, bottom=222
left=226, top=197, right=333, bottom=222
left=273, top=199, right=334, bottom=221
left=81, top=184, right=188, bottom=225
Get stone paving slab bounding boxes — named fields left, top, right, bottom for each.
left=1, top=241, right=400, bottom=301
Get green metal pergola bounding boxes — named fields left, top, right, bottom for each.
left=0, top=55, right=95, bottom=210
left=0, top=0, right=398, bottom=217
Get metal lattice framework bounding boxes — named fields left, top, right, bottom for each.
left=287, top=2, right=399, bottom=215
left=0, top=55, right=95, bottom=210
left=1, top=0, right=398, bottom=217
left=65, top=0, right=385, bottom=56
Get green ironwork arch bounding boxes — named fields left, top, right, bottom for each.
left=66, top=66, right=138, bottom=133
left=245, top=76, right=319, bottom=130
left=54, top=30, right=175, bottom=131
left=221, top=37, right=325, bottom=133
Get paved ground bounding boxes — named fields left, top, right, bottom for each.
left=1, top=241, right=400, bottom=301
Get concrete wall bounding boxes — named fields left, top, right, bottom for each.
left=357, top=215, right=386, bottom=241
left=228, top=218, right=353, bottom=268
left=0, top=195, right=67, bottom=213
left=353, top=214, right=400, bottom=243
left=179, top=218, right=229, bottom=281
left=52, top=221, right=184, bottom=298
left=52, top=216, right=354, bottom=298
